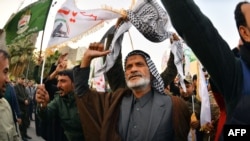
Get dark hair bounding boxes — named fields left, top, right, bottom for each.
left=192, top=74, right=197, bottom=81
left=57, top=69, right=74, bottom=82
left=232, top=47, right=240, bottom=57
left=0, top=49, right=10, bottom=59
left=234, top=1, right=249, bottom=41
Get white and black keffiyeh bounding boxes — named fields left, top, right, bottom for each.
left=94, top=0, right=173, bottom=77
left=127, top=0, right=172, bottom=42
left=124, top=50, right=165, bottom=94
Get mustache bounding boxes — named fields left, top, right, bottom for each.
left=128, top=72, right=143, bottom=79
left=58, top=87, right=64, bottom=92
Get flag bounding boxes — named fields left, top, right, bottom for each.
left=161, top=49, right=170, bottom=72
left=197, top=61, right=211, bottom=130
left=94, top=0, right=173, bottom=76
left=47, top=0, right=122, bottom=48
left=4, top=0, right=52, bottom=45
left=170, top=40, right=186, bottom=92
left=183, top=44, right=197, bottom=62
left=89, top=57, right=107, bottom=92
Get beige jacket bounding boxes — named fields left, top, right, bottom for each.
left=0, top=98, right=19, bottom=141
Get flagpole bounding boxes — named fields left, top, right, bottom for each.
left=196, top=60, right=201, bottom=101
left=16, top=0, right=26, bottom=12
left=128, top=30, right=134, bottom=50
left=39, top=54, right=47, bottom=84
left=38, top=0, right=56, bottom=82
left=38, top=0, right=56, bottom=108
left=39, top=0, right=55, bottom=57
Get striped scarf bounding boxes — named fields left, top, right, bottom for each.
left=124, top=50, right=165, bottom=94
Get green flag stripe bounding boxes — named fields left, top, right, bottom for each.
left=5, top=0, right=52, bottom=45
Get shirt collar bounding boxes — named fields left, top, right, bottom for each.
left=133, top=90, right=153, bottom=107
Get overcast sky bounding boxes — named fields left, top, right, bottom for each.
left=0, top=0, right=245, bottom=71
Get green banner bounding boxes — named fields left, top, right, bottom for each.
left=4, top=0, right=52, bottom=45
left=183, top=45, right=197, bottom=62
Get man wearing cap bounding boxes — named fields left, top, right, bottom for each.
left=179, top=74, right=202, bottom=141
left=72, top=42, right=191, bottom=141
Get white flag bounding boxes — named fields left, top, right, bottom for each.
left=47, top=0, right=121, bottom=48
left=170, top=40, right=186, bottom=92
left=197, top=61, right=211, bottom=127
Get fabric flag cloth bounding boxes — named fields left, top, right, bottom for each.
left=94, top=0, right=173, bottom=76
left=47, top=0, right=121, bottom=48
left=90, top=57, right=107, bottom=92
left=161, top=49, right=170, bottom=72
left=197, top=61, right=211, bottom=129
left=4, top=0, right=52, bottom=45
left=183, top=44, right=197, bottom=63
left=170, top=40, right=186, bottom=92
left=90, top=25, right=116, bottom=92
left=183, top=44, right=196, bottom=76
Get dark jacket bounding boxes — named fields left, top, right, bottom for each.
left=33, top=63, right=67, bottom=141
left=73, top=66, right=190, bottom=141
left=73, top=21, right=188, bottom=141
left=5, top=83, right=21, bottom=121
left=38, top=92, right=84, bottom=141
left=14, top=83, right=29, bottom=112
left=161, top=0, right=250, bottom=125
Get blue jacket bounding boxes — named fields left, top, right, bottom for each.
left=4, top=83, right=21, bottom=122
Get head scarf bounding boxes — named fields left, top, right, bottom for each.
left=124, top=50, right=165, bottom=94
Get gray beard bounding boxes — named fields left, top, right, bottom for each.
left=126, top=77, right=150, bottom=90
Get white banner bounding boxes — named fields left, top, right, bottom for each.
left=198, top=62, right=211, bottom=127
left=47, top=0, right=122, bottom=48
